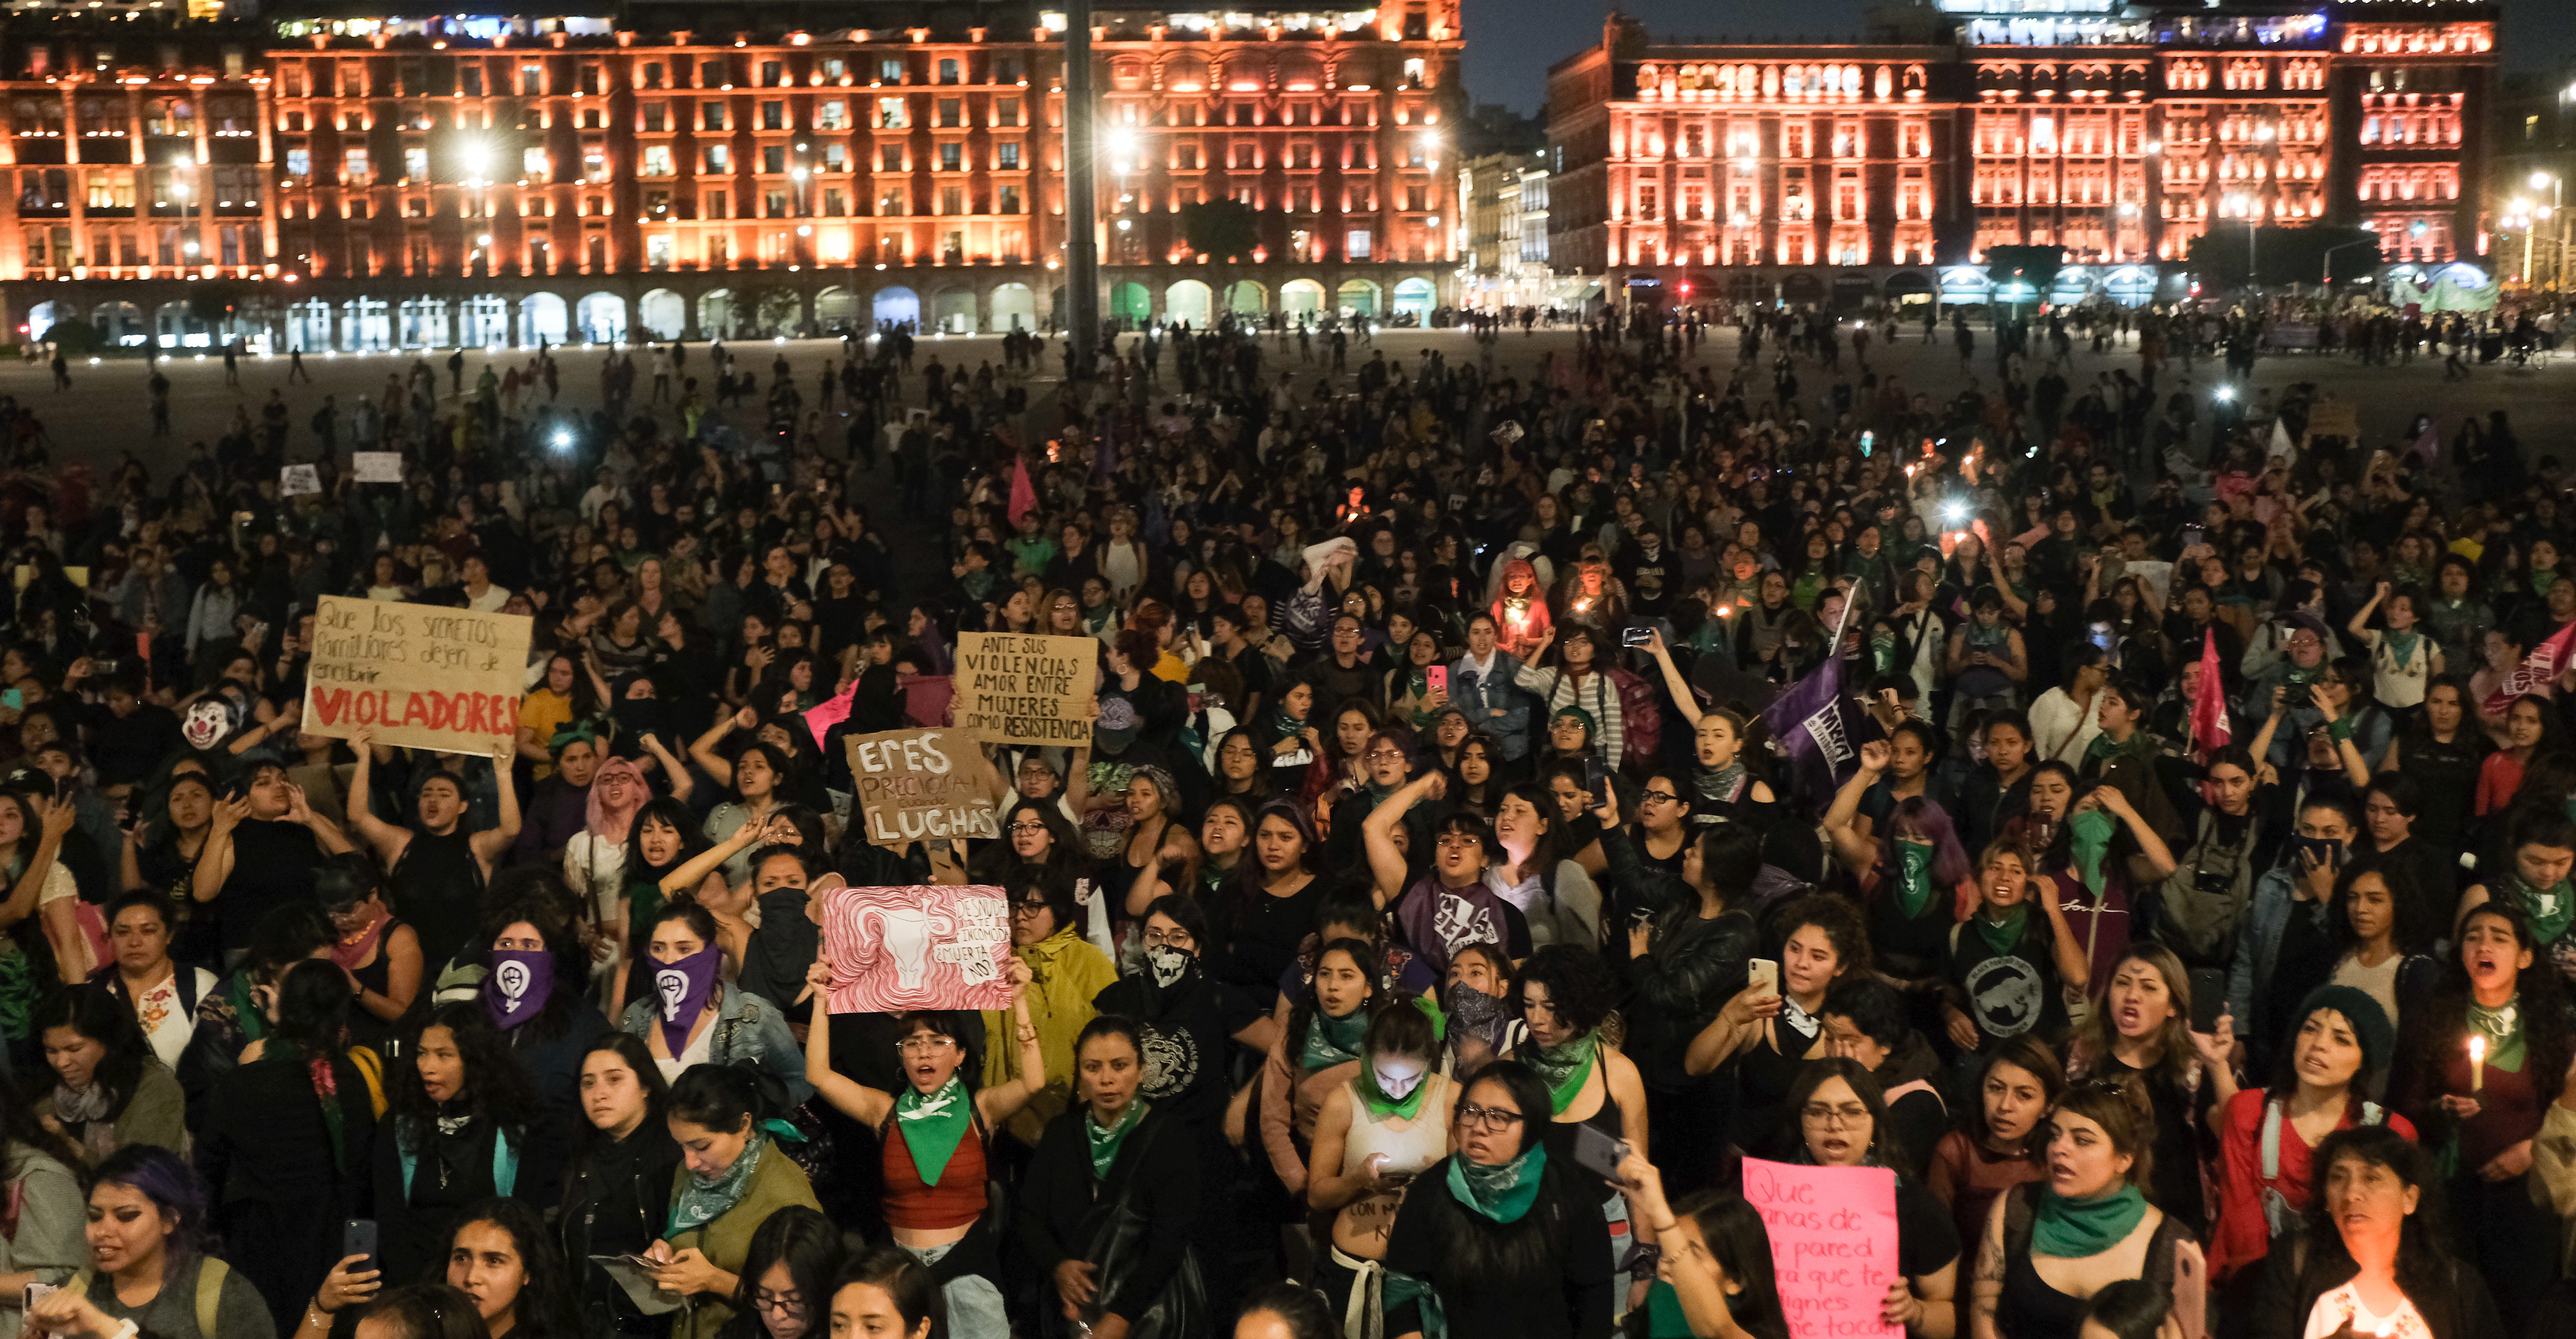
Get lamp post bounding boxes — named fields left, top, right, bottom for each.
left=2533, top=170, right=2565, bottom=301
left=2322, top=237, right=2373, bottom=288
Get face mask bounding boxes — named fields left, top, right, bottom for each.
left=653, top=944, right=723, bottom=1055
left=1373, top=1059, right=1427, bottom=1100
left=484, top=949, right=554, bottom=1030
left=181, top=700, right=231, bottom=750
left=1146, top=944, right=1195, bottom=989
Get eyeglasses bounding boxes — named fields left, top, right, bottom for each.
left=751, top=1289, right=807, bottom=1317
left=1010, top=901, right=1051, bottom=918
left=1365, top=748, right=1406, bottom=762
left=1142, top=930, right=1195, bottom=949
left=1008, top=823, right=1051, bottom=835
left=1800, top=1102, right=1872, bottom=1127
left=1638, top=791, right=1681, bottom=807
left=1435, top=834, right=1482, bottom=850
left=1456, top=1103, right=1527, bottom=1132
left=897, top=1036, right=958, bottom=1055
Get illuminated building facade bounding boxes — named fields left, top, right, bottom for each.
left=0, top=0, right=1463, bottom=350
left=1546, top=0, right=2497, bottom=308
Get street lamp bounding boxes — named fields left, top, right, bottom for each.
left=2531, top=171, right=2565, bottom=298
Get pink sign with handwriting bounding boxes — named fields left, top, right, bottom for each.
left=1740, top=1158, right=1903, bottom=1339
left=821, top=884, right=1014, bottom=1013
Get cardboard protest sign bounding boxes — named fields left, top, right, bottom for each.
left=820, top=883, right=1013, bottom=1011
left=301, top=595, right=534, bottom=756
left=1741, top=1158, right=1903, bottom=1339
left=352, top=452, right=404, bottom=483
left=281, top=464, right=322, bottom=496
left=2305, top=402, right=2361, bottom=441
left=846, top=727, right=999, bottom=847
left=953, top=632, right=1097, bottom=745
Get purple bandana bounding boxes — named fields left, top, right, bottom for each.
left=484, top=949, right=554, bottom=1031
left=653, top=945, right=723, bottom=1056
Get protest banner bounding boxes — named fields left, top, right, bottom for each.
left=300, top=594, right=534, bottom=756
left=819, top=883, right=1013, bottom=1011
left=1741, top=1157, right=1903, bottom=1339
left=847, top=726, right=1000, bottom=847
left=352, top=452, right=404, bottom=483
left=280, top=464, right=322, bottom=496
left=953, top=632, right=1097, bottom=745
left=2305, top=401, right=2361, bottom=441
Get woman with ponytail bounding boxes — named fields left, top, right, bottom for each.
left=198, top=958, right=383, bottom=1337
left=639, top=1064, right=823, bottom=1339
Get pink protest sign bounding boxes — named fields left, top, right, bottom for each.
left=821, top=883, right=1014, bottom=1012
left=1740, top=1158, right=1903, bottom=1339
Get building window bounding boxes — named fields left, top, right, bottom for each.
left=819, top=100, right=846, bottom=130
left=824, top=188, right=846, bottom=215
left=997, top=97, right=1020, bottom=127
left=1346, top=227, right=1370, bottom=259
left=880, top=58, right=904, bottom=82
left=644, top=102, right=668, bottom=133
left=1000, top=185, right=1020, bottom=213
left=703, top=102, right=727, bottom=132
left=762, top=146, right=787, bottom=174
left=940, top=186, right=963, bottom=215
left=760, top=61, right=784, bottom=88
left=644, top=146, right=673, bottom=175
left=761, top=101, right=785, bottom=130
left=939, top=58, right=961, bottom=85
left=879, top=97, right=908, bottom=129
left=704, top=145, right=731, bottom=173
left=523, top=147, right=550, bottom=178
left=939, top=99, right=962, bottom=128
left=881, top=145, right=903, bottom=171
left=997, top=142, right=1020, bottom=169
left=940, top=143, right=962, bottom=171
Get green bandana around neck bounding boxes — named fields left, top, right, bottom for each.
left=2068, top=809, right=2117, bottom=896
left=1894, top=841, right=1936, bottom=919
left=668, top=1137, right=766, bottom=1237
left=1974, top=903, right=2032, bottom=959
left=2469, top=996, right=2529, bottom=1074
left=893, top=1076, right=973, bottom=1188
left=1447, top=1145, right=1548, bottom=1224
left=2031, top=1183, right=2150, bottom=1258
left=2382, top=628, right=2422, bottom=670
left=1525, top=1031, right=1600, bottom=1115
left=1302, top=1006, right=1370, bottom=1072
left=1086, top=1098, right=1149, bottom=1180
left=2508, top=873, right=2576, bottom=946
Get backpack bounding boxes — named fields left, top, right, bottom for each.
left=2154, top=809, right=2261, bottom=968
left=69, top=1256, right=228, bottom=1337
left=1608, top=664, right=1662, bottom=759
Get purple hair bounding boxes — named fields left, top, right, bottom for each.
left=1878, top=796, right=1972, bottom=892
left=90, top=1145, right=219, bottom=1270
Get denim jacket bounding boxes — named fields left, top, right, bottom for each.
left=1448, top=650, right=1534, bottom=760
left=620, top=982, right=813, bottom=1108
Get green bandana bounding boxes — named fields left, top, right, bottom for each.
left=2507, top=874, right=2576, bottom=946
left=2031, top=1184, right=2150, bottom=1258
left=1974, top=903, right=2031, bottom=959
left=2068, top=810, right=2117, bottom=896
left=1085, top=1099, right=1149, bottom=1180
left=2381, top=629, right=2422, bottom=671
left=2469, top=997, right=2529, bottom=1074
left=1447, top=1145, right=1548, bottom=1224
left=1524, top=1031, right=1600, bottom=1115
left=2083, top=730, right=2153, bottom=769
left=669, top=1138, right=766, bottom=1237
left=892, top=1076, right=973, bottom=1188
left=1265, top=705, right=1308, bottom=745
left=1894, top=841, right=1936, bottom=919
left=1301, top=1006, right=1369, bottom=1072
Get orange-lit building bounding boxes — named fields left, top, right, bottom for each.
left=0, top=0, right=1464, bottom=350
left=1546, top=1, right=2497, bottom=309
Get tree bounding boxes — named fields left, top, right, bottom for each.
left=1984, top=245, right=2065, bottom=312
left=1180, top=198, right=1262, bottom=327
left=2185, top=224, right=2380, bottom=289
left=736, top=284, right=803, bottom=337
left=187, top=279, right=255, bottom=335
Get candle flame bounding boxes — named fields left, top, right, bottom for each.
left=2469, top=1036, right=2486, bottom=1061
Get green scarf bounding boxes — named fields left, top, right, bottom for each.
left=1447, top=1145, right=1548, bottom=1223
left=2507, top=873, right=2576, bottom=946
left=892, top=1076, right=973, bottom=1188
left=1265, top=704, right=1309, bottom=744
left=2469, top=996, right=2529, bottom=1074
left=2068, top=809, right=2117, bottom=897
left=2381, top=628, right=2423, bottom=671
left=1524, top=1031, right=1600, bottom=1115
left=1894, top=841, right=1936, bottom=919
left=1086, top=1098, right=1148, bottom=1179
left=2083, top=730, right=2154, bottom=770
left=227, top=974, right=269, bottom=1045
left=668, top=1137, right=766, bottom=1236
left=2031, top=1184, right=2150, bottom=1258
left=1973, top=903, right=2031, bottom=959
left=1301, top=1007, right=1369, bottom=1072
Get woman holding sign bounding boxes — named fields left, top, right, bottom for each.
left=1967, top=1078, right=2205, bottom=1339
left=1781, top=1058, right=1960, bottom=1339
left=801, top=952, right=1042, bottom=1339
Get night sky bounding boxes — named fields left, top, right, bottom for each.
left=1459, top=0, right=2575, bottom=115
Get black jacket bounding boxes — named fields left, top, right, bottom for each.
left=1381, top=1154, right=1614, bottom=1339
left=2245, top=1231, right=2505, bottom=1339
left=1019, top=1102, right=1200, bottom=1332
left=1605, top=829, right=1754, bottom=1092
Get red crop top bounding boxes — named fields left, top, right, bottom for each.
left=881, top=1118, right=988, bottom=1231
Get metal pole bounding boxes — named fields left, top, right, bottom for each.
left=1062, top=0, right=1101, bottom=376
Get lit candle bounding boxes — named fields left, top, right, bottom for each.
left=2469, top=1034, right=2486, bottom=1093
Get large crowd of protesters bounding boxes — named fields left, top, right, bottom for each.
left=0, top=298, right=2568, bottom=1339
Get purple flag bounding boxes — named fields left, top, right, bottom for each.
left=1759, top=653, right=1870, bottom=815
